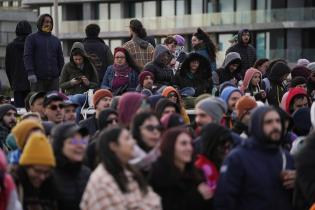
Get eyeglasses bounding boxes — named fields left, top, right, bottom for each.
left=70, top=137, right=89, bottom=145
left=48, top=104, right=64, bottom=111
left=142, top=125, right=163, bottom=132
left=106, top=117, right=118, bottom=124
left=115, top=56, right=126, bottom=59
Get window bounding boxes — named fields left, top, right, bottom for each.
left=135, top=2, right=143, bottom=18
left=99, top=3, right=108, bottom=20
left=191, top=0, right=203, bottom=14
left=162, top=0, right=175, bottom=16
left=39, top=6, right=51, bottom=15
left=143, top=1, right=156, bottom=17
left=110, top=3, right=121, bottom=19
left=176, top=0, right=184, bottom=15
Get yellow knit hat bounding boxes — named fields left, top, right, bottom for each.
left=19, top=133, right=56, bottom=167
left=12, top=119, right=44, bottom=149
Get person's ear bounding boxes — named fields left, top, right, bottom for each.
left=109, top=142, right=118, bottom=153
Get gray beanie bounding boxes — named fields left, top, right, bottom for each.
left=0, top=104, right=16, bottom=119
left=196, top=97, right=227, bottom=123
left=307, top=62, right=315, bottom=72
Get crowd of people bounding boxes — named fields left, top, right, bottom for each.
left=1, top=13, right=315, bottom=210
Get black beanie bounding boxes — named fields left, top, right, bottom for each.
left=98, top=108, right=118, bottom=130
left=0, top=104, right=16, bottom=120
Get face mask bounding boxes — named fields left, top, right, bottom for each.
left=42, top=25, right=51, bottom=33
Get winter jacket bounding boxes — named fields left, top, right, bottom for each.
left=149, top=156, right=210, bottom=210
left=0, top=123, right=10, bottom=151
left=5, top=36, right=30, bottom=91
left=213, top=52, right=242, bottom=88
left=80, top=164, right=162, bottom=210
left=145, top=45, right=174, bottom=88
left=14, top=167, right=58, bottom=210
left=101, top=65, right=139, bottom=91
left=123, top=36, right=155, bottom=70
left=59, top=42, right=99, bottom=95
left=214, top=106, right=295, bottom=210
left=174, top=52, right=212, bottom=96
left=264, top=61, right=291, bottom=107
left=82, top=37, right=113, bottom=81
left=294, top=131, right=315, bottom=210
left=24, top=15, right=64, bottom=80
left=79, top=115, right=98, bottom=136
left=226, top=29, right=257, bottom=76
left=285, top=87, right=309, bottom=114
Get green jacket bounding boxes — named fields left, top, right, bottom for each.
left=59, top=42, right=99, bottom=95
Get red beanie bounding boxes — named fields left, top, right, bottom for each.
left=235, top=96, right=257, bottom=119
left=93, top=89, right=113, bottom=107
left=162, top=86, right=179, bottom=98
left=114, top=47, right=126, bottom=56
left=139, top=71, right=154, bottom=86
left=118, top=92, right=144, bottom=127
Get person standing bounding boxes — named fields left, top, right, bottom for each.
left=5, top=21, right=32, bottom=107
left=226, top=29, right=257, bottom=77
left=123, top=19, right=154, bottom=70
left=24, top=14, right=64, bottom=92
left=82, top=24, right=113, bottom=81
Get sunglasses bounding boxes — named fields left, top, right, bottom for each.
left=168, top=93, right=178, bottom=98
left=106, top=117, right=118, bottom=124
left=48, top=104, right=65, bottom=111
left=70, top=137, right=89, bottom=145
left=142, top=125, right=163, bottom=132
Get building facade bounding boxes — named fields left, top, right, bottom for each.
left=3, top=0, right=315, bottom=63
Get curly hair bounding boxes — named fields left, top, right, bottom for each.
left=193, top=27, right=217, bottom=60
left=129, top=19, right=147, bottom=39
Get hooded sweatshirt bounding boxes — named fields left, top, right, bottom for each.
left=215, top=106, right=295, bottom=210
left=226, top=29, right=257, bottom=76
left=285, top=87, right=309, bottom=114
left=24, top=14, right=64, bottom=80
left=213, top=52, right=242, bottom=87
left=144, top=45, right=174, bottom=88
left=59, top=42, right=99, bottom=95
left=5, top=20, right=32, bottom=91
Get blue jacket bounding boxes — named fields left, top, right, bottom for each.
left=24, top=31, right=64, bottom=79
left=214, top=106, right=295, bottom=210
left=101, top=65, right=138, bottom=91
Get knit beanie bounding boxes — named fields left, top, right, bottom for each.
left=291, top=66, right=311, bottom=80
left=160, top=113, right=185, bottom=129
left=162, top=86, right=179, bottom=98
left=93, top=89, right=113, bottom=107
left=173, top=34, right=185, bottom=46
left=138, top=71, right=154, bottom=86
left=307, top=62, right=315, bottom=72
left=196, top=97, right=227, bottom=123
left=19, top=133, right=56, bottom=167
left=11, top=119, right=44, bottom=149
left=297, top=58, right=310, bottom=67
left=220, top=86, right=242, bottom=104
left=235, top=96, right=257, bottom=119
left=194, top=94, right=212, bottom=106
left=0, top=104, right=16, bottom=119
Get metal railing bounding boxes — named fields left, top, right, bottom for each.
left=59, top=7, right=315, bottom=34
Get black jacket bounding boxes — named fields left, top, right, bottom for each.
left=226, top=29, right=257, bottom=77
left=149, top=156, right=210, bottom=210
left=174, top=52, right=212, bottom=96
left=54, top=163, right=90, bottom=210
left=5, top=36, right=30, bottom=91
left=82, top=37, right=114, bottom=82
left=79, top=115, right=99, bottom=136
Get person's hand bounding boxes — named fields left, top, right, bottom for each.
left=281, top=170, right=296, bottom=189
left=197, top=183, right=214, bottom=200
left=28, top=74, right=37, bottom=83
left=70, top=78, right=81, bottom=86
left=230, top=78, right=237, bottom=85
left=81, top=76, right=90, bottom=86
left=260, top=90, right=266, bottom=98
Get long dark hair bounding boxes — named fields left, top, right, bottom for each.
left=131, top=112, right=160, bottom=152
left=98, top=127, right=148, bottom=194
left=129, top=19, right=147, bottom=39
left=193, top=28, right=217, bottom=60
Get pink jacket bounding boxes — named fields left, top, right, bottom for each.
left=240, top=68, right=262, bottom=93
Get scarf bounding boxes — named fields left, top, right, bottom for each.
left=112, top=64, right=131, bottom=91
left=195, top=154, right=219, bottom=191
